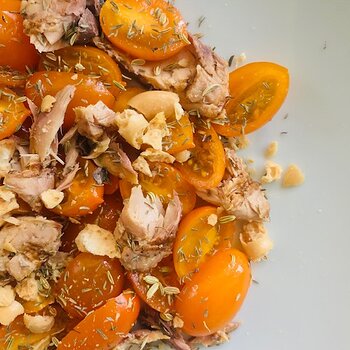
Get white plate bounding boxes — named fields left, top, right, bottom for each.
left=175, top=1, right=350, bottom=349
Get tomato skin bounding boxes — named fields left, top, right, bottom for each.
left=100, top=0, right=189, bottom=61
left=0, top=315, right=62, bottom=350
left=127, top=256, right=180, bottom=313
left=39, top=46, right=124, bottom=97
left=25, top=72, right=115, bottom=129
left=113, top=86, right=146, bottom=113
left=104, top=175, right=120, bottom=195
left=176, top=125, right=225, bottom=190
left=175, top=249, right=251, bottom=336
left=0, top=0, right=39, bottom=71
left=56, top=253, right=125, bottom=319
left=52, top=160, right=104, bottom=218
left=0, top=88, right=31, bottom=140
left=57, top=291, right=140, bottom=350
left=173, top=206, right=238, bottom=280
left=213, top=62, right=289, bottom=136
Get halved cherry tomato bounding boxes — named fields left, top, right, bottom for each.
left=119, top=163, right=196, bottom=214
left=175, top=249, right=251, bottom=336
left=56, top=253, right=125, bottom=319
left=0, top=0, right=39, bottom=72
left=57, top=291, right=140, bottom=350
left=25, top=72, right=115, bottom=129
left=173, top=206, right=238, bottom=280
left=52, top=160, right=104, bottom=218
left=176, top=125, right=225, bottom=190
left=164, top=113, right=195, bottom=154
left=61, top=194, right=123, bottom=253
left=100, top=0, right=189, bottom=61
left=213, top=62, right=289, bottom=136
left=0, top=69, right=28, bottom=88
left=127, top=256, right=180, bottom=313
left=104, top=175, right=120, bottom=195
left=113, top=86, right=145, bottom=113
left=0, top=315, right=63, bottom=350
left=0, top=88, right=31, bottom=140
left=39, top=46, right=124, bottom=97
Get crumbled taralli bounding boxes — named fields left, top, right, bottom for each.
left=282, top=164, right=305, bottom=187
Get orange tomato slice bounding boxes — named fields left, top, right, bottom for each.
left=127, top=256, right=180, bottom=313
left=56, top=253, right=125, bottom=319
left=0, top=0, right=39, bottom=71
left=25, top=71, right=115, bottom=129
left=164, top=113, right=195, bottom=154
left=119, top=162, right=197, bottom=214
left=57, top=291, right=140, bottom=349
left=113, top=86, right=146, bottom=112
left=100, top=0, right=189, bottom=61
left=0, top=88, right=31, bottom=140
left=173, top=206, right=238, bottom=280
left=52, top=160, right=104, bottom=218
left=213, top=62, right=289, bottom=136
left=175, top=249, right=251, bottom=336
left=39, top=46, right=124, bottom=97
left=176, top=125, right=225, bottom=190
left=0, top=315, right=63, bottom=350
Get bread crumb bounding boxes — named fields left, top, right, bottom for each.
left=235, top=135, right=249, bottom=149
left=240, top=222, right=273, bottom=262
left=40, top=189, right=64, bottom=209
left=75, top=224, right=119, bottom=258
left=0, top=300, right=24, bottom=326
left=174, top=150, right=191, bottom=163
left=142, top=112, right=170, bottom=151
left=265, top=141, right=278, bottom=158
left=15, top=274, right=40, bottom=302
left=0, top=285, right=15, bottom=307
left=207, top=214, right=218, bottom=226
left=282, top=164, right=305, bottom=187
left=261, top=161, right=283, bottom=184
left=23, top=314, right=55, bottom=334
left=133, top=156, right=152, bottom=177
left=115, top=109, right=148, bottom=149
left=141, top=148, right=175, bottom=164
left=40, top=95, right=56, bottom=113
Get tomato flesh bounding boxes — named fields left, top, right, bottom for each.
left=173, top=206, right=237, bottom=280
left=127, top=256, right=180, bottom=313
left=39, top=46, right=124, bottom=98
left=100, top=0, right=189, bottom=61
left=176, top=125, right=225, bottom=190
left=175, top=249, right=251, bottom=336
left=113, top=86, right=146, bottom=112
left=56, top=253, right=125, bottom=319
left=57, top=292, right=140, bottom=349
left=0, top=0, right=39, bottom=71
left=25, top=72, right=115, bottom=129
left=0, top=88, right=31, bottom=141
left=52, top=160, right=104, bottom=218
left=213, top=62, right=289, bottom=136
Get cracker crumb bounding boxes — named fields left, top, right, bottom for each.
left=132, top=156, right=152, bottom=177
left=174, top=150, right=191, bottom=163
left=40, top=189, right=64, bottom=209
left=265, top=141, right=278, bottom=158
left=261, top=161, right=283, bottom=184
left=207, top=214, right=218, bottom=226
left=282, top=164, right=305, bottom=187
left=40, top=95, right=56, bottom=113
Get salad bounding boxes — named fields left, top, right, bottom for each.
left=0, top=0, right=290, bottom=349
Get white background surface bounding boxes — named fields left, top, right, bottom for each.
left=175, top=1, right=350, bottom=349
